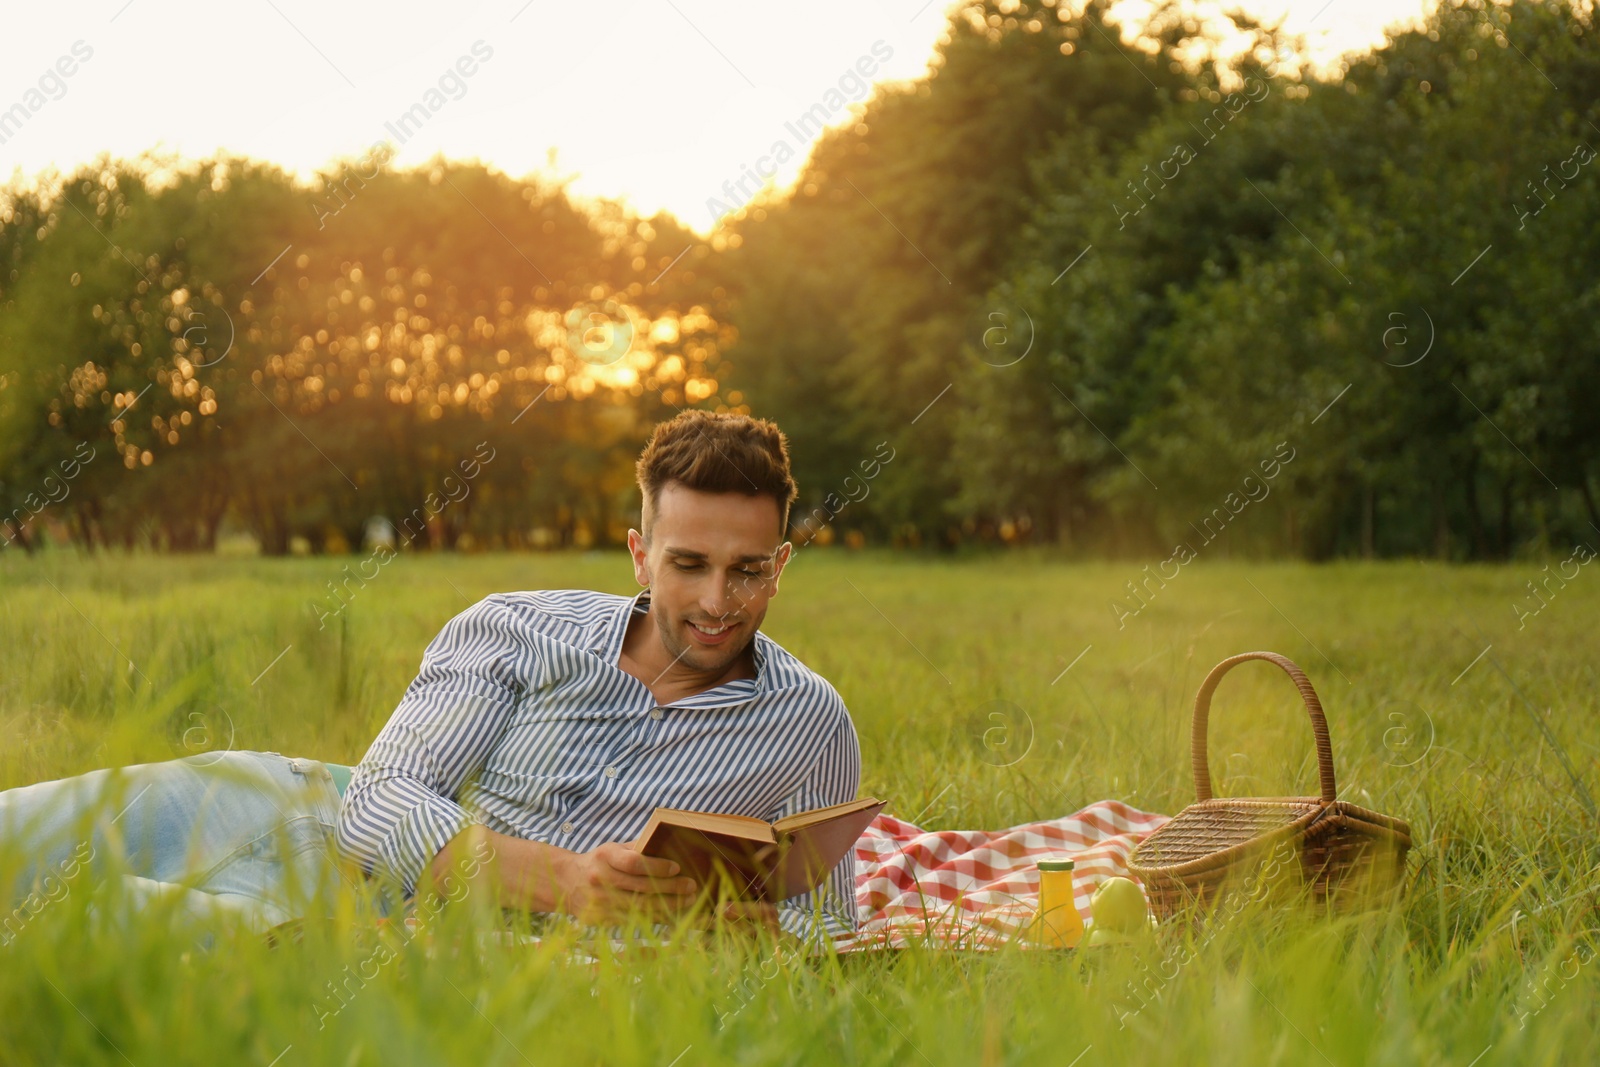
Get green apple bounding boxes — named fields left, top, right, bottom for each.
left=1090, top=877, right=1150, bottom=933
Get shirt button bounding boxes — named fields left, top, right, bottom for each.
left=650, top=708, right=663, bottom=721
left=560, top=822, right=574, bottom=834
left=605, top=766, right=619, bottom=779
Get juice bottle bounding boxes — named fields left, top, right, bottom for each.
left=1032, top=858, right=1085, bottom=949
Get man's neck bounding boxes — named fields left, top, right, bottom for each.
left=618, top=607, right=756, bottom=706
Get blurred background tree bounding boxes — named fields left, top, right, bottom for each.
left=2, top=0, right=1595, bottom=560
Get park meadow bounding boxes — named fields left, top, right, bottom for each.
left=4, top=0, right=1600, bottom=1062
left=1, top=548, right=1596, bottom=1065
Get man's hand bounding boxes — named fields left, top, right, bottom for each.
left=433, top=827, right=794, bottom=935
left=557, top=842, right=700, bottom=923
left=562, top=854, right=785, bottom=934
left=431, top=826, right=700, bottom=923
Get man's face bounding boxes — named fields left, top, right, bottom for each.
left=627, top=482, right=791, bottom=675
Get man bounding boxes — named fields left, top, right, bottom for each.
left=338, top=409, right=861, bottom=939
left=0, top=410, right=863, bottom=945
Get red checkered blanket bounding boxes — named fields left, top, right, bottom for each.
left=836, top=800, right=1169, bottom=951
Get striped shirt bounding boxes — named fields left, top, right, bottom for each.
left=336, top=587, right=862, bottom=940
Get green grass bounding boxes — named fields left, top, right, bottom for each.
left=1, top=549, right=1597, bottom=1065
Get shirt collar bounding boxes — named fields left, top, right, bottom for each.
left=595, top=587, right=651, bottom=663
left=599, top=587, right=768, bottom=700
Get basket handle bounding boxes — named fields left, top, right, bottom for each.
left=1192, top=651, right=1337, bottom=804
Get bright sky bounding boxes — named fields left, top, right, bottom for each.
left=1, top=0, right=1431, bottom=233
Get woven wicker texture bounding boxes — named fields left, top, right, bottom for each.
left=1133, top=799, right=1323, bottom=867
left=1128, top=651, right=1412, bottom=919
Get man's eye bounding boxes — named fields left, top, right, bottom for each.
left=737, top=568, right=763, bottom=578
left=674, top=561, right=703, bottom=572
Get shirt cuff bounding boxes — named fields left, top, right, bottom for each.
left=374, top=791, right=480, bottom=896
left=777, top=897, right=859, bottom=946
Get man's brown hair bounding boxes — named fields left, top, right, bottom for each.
left=635, top=410, right=799, bottom=538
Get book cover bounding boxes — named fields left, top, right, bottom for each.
left=633, top=797, right=885, bottom=903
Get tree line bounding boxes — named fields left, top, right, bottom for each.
left=2, top=0, right=1596, bottom=560
left=727, top=0, right=1600, bottom=559
left=0, top=152, right=723, bottom=553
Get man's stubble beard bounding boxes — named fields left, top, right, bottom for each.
left=653, top=604, right=760, bottom=676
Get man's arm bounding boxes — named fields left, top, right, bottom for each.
left=337, top=595, right=699, bottom=918
left=336, top=596, right=531, bottom=895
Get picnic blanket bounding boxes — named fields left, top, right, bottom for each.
left=376, top=799, right=1168, bottom=952
left=835, top=800, right=1169, bottom=951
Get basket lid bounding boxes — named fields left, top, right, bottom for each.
left=1133, top=797, right=1325, bottom=869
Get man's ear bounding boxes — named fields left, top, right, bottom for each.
left=768, top=541, right=794, bottom=596
left=627, top=529, right=651, bottom=588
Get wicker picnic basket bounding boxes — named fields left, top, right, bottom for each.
left=1128, top=651, right=1411, bottom=920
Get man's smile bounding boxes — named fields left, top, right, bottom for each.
left=687, top=618, right=740, bottom=645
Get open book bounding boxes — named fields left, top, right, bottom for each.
left=633, top=797, right=886, bottom=903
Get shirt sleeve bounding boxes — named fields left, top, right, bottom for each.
left=767, top=696, right=863, bottom=945
left=335, top=595, right=536, bottom=895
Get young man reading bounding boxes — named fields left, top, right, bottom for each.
left=339, top=410, right=861, bottom=939
left=0, top=411, right=862, bottom=944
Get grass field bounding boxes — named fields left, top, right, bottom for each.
left=1, top=549, right=1597, bottom=1065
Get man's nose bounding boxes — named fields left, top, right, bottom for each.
left=701, top=572, right=740, bottom=618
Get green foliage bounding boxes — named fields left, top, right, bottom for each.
left=725, top=0, right=1198, bottom=544
left=3, top=1, right=1597, bottom=560
left=0, top=155, right=727, bottom=554
left=726, top=0, right=1600, bottom=558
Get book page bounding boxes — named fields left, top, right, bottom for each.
left=771, top=796, right=884, bottom=835
left=634, top=808, right=776, bottom=850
